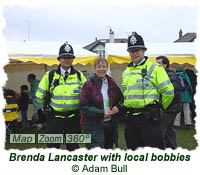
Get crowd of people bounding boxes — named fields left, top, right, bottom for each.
left=3, top=32, right=196, bottom=150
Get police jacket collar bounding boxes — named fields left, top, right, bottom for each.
left=56, top=64, right=77, bottom=75
left=128, top=56, right=148, bottom=67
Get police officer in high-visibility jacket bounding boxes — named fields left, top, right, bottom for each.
left=122, top=32, right=174, bottom=150
left=36, top=42, right=86, bottom=150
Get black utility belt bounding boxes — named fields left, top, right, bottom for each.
left=126, top=107, right=149, bottom=114
left=126, top=105, right=160, bottom=114
left=53, top=110, right=79, bottom=118
left=126, top=107, right=161, bottom=121
left=128, top=112, right=151, bottom=120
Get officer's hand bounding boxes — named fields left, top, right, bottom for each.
left=111, top=106, right=119, bottom=115
left=104, top=110, right=112, bottom=118
left=41, top=107, right=48, bottom=115
left=41, top=107, right=47, bottom=112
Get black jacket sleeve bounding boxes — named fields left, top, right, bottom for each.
left=166, top=69, right=181, bottom=113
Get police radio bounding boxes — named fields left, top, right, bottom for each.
left=141, top=66, right=147, bottom=78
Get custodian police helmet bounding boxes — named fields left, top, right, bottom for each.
left=57, top=42, right=75, bottom=60
left=127, top=32, right=147, bottom=52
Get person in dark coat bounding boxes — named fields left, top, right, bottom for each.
left=174, top=65, right=193, bottom=129
left=27, top=73, right=46, bottom=129
left=156, top=56, right=181, bottom=149
left=19, top=85, right=29, bottom=128
left=185, top=69, right=197, bottom=123
left=80, top=58, right=123, bottom=149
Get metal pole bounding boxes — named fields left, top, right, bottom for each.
left=28, top=20, right=30, bottom=41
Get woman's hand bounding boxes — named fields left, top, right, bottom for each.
left=110, top=106, right=119, bottom=115
left=104, top=106, right=119, bottom=118
left=104, top=110, right=112, bottom=118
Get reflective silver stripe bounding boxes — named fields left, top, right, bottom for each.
left=35, top=97, right=44, bottom=102
left=51, top=82, right=81, bottom=87
left=123, top=72, right=142, bottom=77
left=136, top=79, right=149, bottom=84
left=162, top=90, right=174, bottom=96
left=127, top=85, right=156, bottom=91
left=73, top=90, right=80, bottom=93
left=147, top=63, right=156, bottom=78
left=123, top=87, right=127, bottom=91
left=158, top=80, right=171, bottom=90
left=50, top=102, right=79, bottom=109
left=65, top=82, right=81, bottom=86
left=127, top=94, right=159, bottom=100
left=37, top=87, right=47, bottom=94
left=51, top=95, right=79, bottom=100
left=143, top=85, right=156, bottom=90
left=123, top=64, right=156, bottom=78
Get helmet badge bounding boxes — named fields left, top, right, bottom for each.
left=130, top=35, right=137, bottom=45
left=64, top=44, right=71, bottom=53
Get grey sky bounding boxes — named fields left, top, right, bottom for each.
left=2, top=1, right=198, bottom=46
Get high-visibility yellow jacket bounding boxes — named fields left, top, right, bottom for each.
left=3, top=96, right=19, bottom=122
left=36, top=65, right=86, bottom=118
left=122, top=58, right=174, bottom=110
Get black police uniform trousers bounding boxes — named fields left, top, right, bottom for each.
left=37, top=108, right=47, bottom=124
left=125, top=113, right=165, bottom=150
left=45, top=114, right=81, bottom=151
left=162, top=112, right=177, bottom=149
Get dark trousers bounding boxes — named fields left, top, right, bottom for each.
left=162, top=113, right=177, bottom=149
left=6, top=120, right=17, bottom=134
left=83, top=120, right=104, bottom=149
left=21, top=110, right=27, bottom=127
left=103, top=120, right=114, bottom=149
left=46, top=115, right=81, bottom=151
left=37, top=109, right=47, bottom=124
left=125, top=114, right=165, bottom=150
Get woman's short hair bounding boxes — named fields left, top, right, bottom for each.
left=94, top=58, right=108, bottom=68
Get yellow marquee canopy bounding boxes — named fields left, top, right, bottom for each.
left=105, top=42, right=196, bottom=66
left=7, top=41, right=98, bottom=66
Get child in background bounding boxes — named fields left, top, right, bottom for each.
left=19, top=85, right=29, bottom=129
left=3, top=89, right=19, bottom=134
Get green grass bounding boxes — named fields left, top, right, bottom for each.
left=5, top=123, right=197, bottom=150
left=176, top=126, right=198, bottom=150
